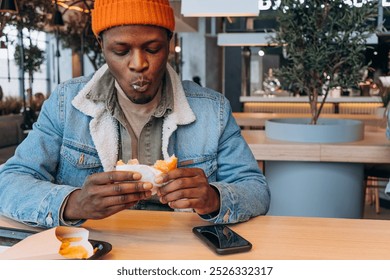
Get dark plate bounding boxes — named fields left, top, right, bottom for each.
left=0, top=226, right=112, bottom=260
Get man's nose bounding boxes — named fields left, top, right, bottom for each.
left=128, top=50, right=148, bottom=72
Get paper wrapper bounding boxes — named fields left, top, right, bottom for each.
left=116, top=164, right=163, bottom=195
left=0, top=226, right=94, bottom=260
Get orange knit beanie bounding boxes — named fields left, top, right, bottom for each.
left=91, top=0, right=175, bottom=36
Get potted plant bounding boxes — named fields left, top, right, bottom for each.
left=272, top=0, right=378, bottom=124
left=58, top=9, right=106, bottom=72
left=0, top=0, right=52, bottom=110
left=14, top=42, right=45, bottom=97
left=262, top=0, right=381, bottom=218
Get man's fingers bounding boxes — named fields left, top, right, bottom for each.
left=106, top=190, right=152, bottom=207
left=84, top=182, right=153, bottom=204
left=112, top=182, right=153, bottom=193
left=167, top=198, right=192, bottom=209
left=88, top=171, right=142, bottom=185
left=155, top=168, right=187, bottom=184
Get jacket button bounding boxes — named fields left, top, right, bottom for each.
left=45, top=213, right=53, bottom=226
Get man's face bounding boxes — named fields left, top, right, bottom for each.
left=100, top=25, right=170, bottom=104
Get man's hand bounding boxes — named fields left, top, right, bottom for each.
left=156, top=168, right=220, bottom=215
left=64, top=171, right=153, bottom=220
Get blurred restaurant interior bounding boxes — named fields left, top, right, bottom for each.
left=0, top=0, right=389, bottom=217
left=1, top=0, right=390, bottom=264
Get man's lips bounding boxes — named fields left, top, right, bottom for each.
left=130, top=78, right=151, bottom=92
left=131, top=84, right=149, bottom=92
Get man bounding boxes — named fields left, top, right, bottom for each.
left=0, top=0, right=270, bottom=228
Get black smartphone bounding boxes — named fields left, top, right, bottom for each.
left=192, top=225, right=252, bottom=255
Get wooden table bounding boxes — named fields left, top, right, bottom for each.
left=1, top=210, right=390, bottom=260
left=241, top=128, right=390, bottom=164
left=233, top=112, right=385, bottom=128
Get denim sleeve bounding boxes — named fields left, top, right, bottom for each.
left=0, top=86, right=81, bottom=228
left=199, top=97, right=270, bottom=224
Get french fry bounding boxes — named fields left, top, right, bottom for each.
left=58, top=237, right=89, bottom=259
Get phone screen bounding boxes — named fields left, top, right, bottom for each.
left=193, top=225, right=252, bottom=255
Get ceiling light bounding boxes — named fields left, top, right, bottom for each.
left=181, top=0, right=259, bottom=17
left=217, top=33, right=277, bottom=46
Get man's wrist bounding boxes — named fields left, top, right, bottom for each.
left=61, top=189, right=82, bottom=225
left=199, top=184, right=221, bottom=217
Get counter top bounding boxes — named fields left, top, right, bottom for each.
left=241, top=128, right=390, bottom=163
left=233, top=112, right=385, bottom=127
left=240, top=96, right=382, bottom=103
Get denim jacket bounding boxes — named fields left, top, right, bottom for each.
left=0, top=64, right=270, bottom=228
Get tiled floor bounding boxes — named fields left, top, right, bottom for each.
left=363, top=197, right=390, bottom=220
left=364, top=204, right=390, bottom=219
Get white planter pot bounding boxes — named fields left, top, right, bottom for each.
left=266, top=118, right=364, bottom=143
left=264, top=118, right=365, bottom=218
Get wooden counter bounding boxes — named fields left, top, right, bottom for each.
left=241, top=128, right=390, bottom=164
left=1, top=211, right=390, bottom=260
left=240, top=96, right=382, bottom=103
left=239, top=96, right=383, bottom=114
left=233, top=112, right=385, bottom=128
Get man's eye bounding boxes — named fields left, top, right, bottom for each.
left=113, top=50, right=128, bottom=56
left=146, top=47, right=161, bottom=54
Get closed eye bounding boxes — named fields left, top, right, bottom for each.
left=145, top=47, right=161, bottom=54
left=113, top=50, right=129, bottom=56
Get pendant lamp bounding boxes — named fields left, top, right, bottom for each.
left=52, top=0, right=64, bottom=26
left=182, top=0, right=259, bottom=17
left=0, top=0, right=18, bottom=13
left=53, top=9, right=64, bottom=26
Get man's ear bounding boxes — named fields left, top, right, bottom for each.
left=97, top=36, right=103, bottom=49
